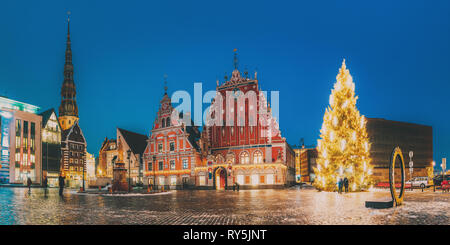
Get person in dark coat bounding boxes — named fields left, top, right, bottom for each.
left=337, top=178, right=343, bottom=194
left=58, top=175, right=65, bottom=196
left=43, top=176, right=48, bottom=196
left=344, top=177, right=349, bottom=193
left=236, top=182, right=240, bottom=191
left=27, top=177, right=32, bottom=193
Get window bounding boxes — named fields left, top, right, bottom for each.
left=158, top=161, right=164, bottom=170
left=182, top=159, right=188, bottom=169
left=158, top=143, right=163, bottom=153
left=170, top=176, right=177, bottom=186
left=199, top=176, right=206, bottom=186
left=245, top=175, right=250, bottom=184
left=170, top=160, right=175, bottom=170
left=237, top=175, right=244, bottom=185
left=266, top=174, right=274, bottom=185
left=161, top=118, right=165, bottom=128
left=253, top=151, right=263, bottom=164
left=148, top=162, right=152, bottom=171
left=240, top=151, right=249, bottom=164
left=169, top=142, right=175, bottom=152
left=251, top=174, right=259, bottom=185
left=166, top=118, right=170, bottom=127
left=158, top=176, right=165, bottom=185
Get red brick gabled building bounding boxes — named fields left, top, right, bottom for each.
left=198, top=56, right=295, bottom=189
left=143, top=87, right=202, bottom=189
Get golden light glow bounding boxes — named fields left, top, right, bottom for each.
left=313, top=60, right=373, bottom=192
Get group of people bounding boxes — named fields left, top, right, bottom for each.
left=337, top=177, right=349, bottom=194
left=25, top=175, right=66, bottom=196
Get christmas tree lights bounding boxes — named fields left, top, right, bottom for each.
left=314, top=59, right=373, bottom=192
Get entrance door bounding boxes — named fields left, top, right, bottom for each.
left=215, top=169, right=226, bottom=190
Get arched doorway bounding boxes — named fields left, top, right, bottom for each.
left=214, top=167, right=227, bottom=190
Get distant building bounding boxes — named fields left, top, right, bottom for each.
left=97, top=137, right=117, bottom=179
left=61, top=121, right=87, bottom=187
left=0, top=96, right=42, bottom=185
left=366, top=118, right=433, bottom=183
left=86, top=152, right=96, bottom=185
left=117, top=128, right=147, bottom=186
left=40, top=108, right=62, bottom=187
left=294, top=147, right=318, bottom=183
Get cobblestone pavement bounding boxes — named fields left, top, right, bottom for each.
left=0, top=186, right=448, bottom=225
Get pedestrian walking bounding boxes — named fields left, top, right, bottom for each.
left=58, top=175, right=65, bottom=196
left=236, top=182, right=240, bottom=191
left=27, top=177, right=32, bottom=193
left=337, top=178, right=343, bottom=194
left=344, top=177, right=349, bottom=193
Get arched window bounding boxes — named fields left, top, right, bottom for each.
left=253, top=151, right=263, bottom=164
left=161, top=118, right=166, bottom=128
left=240, top=151, right=249, bottom=164
left=166, top=117, right=171, bottom=127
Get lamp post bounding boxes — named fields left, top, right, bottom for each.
left=127, top=149, right=131, bottom=193
left=432, top=161, right=436, bottom=192
left=152, top=155, right=156, bottom=190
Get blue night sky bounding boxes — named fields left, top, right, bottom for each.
left=0, top=0, right=449, bottom=170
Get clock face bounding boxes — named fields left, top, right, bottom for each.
left=162, top=103, right=168, bottom=110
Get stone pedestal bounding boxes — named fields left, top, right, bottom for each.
left=112, top=162, right=128, bottom=192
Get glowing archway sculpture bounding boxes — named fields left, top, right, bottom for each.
left=389, top=146, right=405, bottom=206
left=365, top=146, right=406, bottom=209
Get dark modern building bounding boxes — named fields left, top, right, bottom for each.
left=40, top=108, right=62, bottom=187
left=366, top=118, right=433, bottom=183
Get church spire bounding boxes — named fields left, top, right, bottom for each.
left=59, top=12, right=79, bottom=130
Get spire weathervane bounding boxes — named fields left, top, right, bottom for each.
left=233, top=48, right=238, bottom=70
left=164, top=74, right=168, bottom=95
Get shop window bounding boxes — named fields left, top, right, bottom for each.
left=251, top=174, right=259, bottom=185
left=170, top=176, right=177, bottom=186
left=199, top=175, right=206, bottom=186
left=266, top=174, right=274, bottom=185
left=237, top=175, right=244, bottom=185
left=245, top=175, right=250, bottom=184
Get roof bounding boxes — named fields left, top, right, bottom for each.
left=39, top=108, right=59, bottom=127
left=118, top=128, right=148, bottom=155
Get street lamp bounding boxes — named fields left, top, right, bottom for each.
left=127, top=149, right=132, bottom=193
left=152, top=155, right=156, bottom=190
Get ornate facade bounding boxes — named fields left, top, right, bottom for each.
left=143, top=87, right=202, bottom=189
left=199, top=56, right=295, bottom=189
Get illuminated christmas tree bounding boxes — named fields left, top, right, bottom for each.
left=314, top=59, right=373, bottom=192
